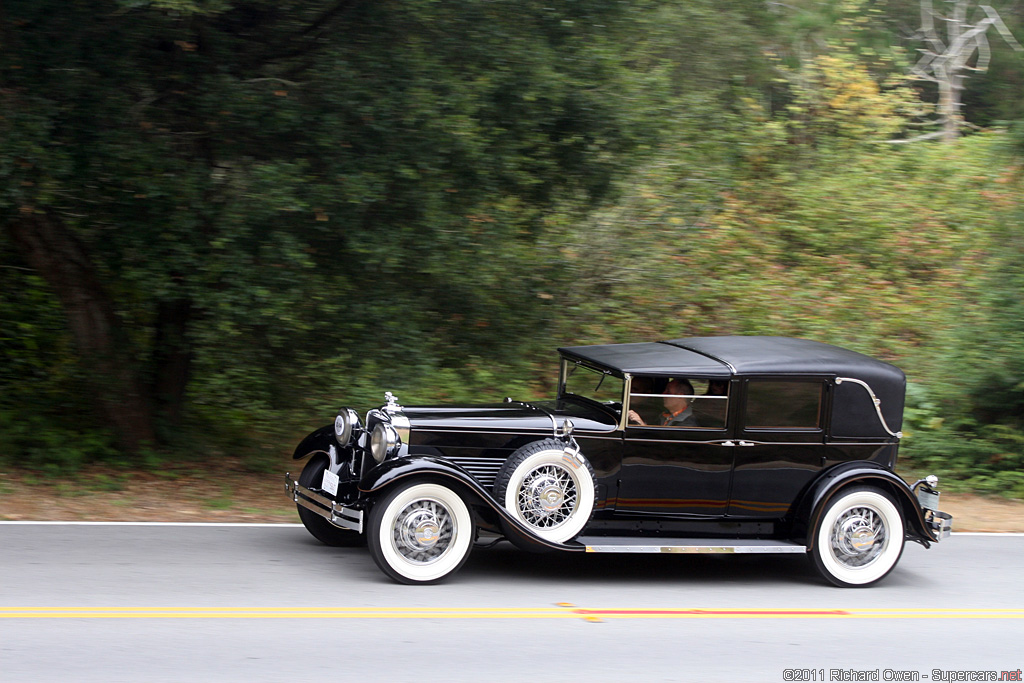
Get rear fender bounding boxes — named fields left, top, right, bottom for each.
left=359, top=456, right=584, bottom=553
left=793, top=463, right=934, bottom=548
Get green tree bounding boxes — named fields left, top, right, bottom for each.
left=1, top=0, right=649, bottom=457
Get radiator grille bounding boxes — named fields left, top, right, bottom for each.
left=446, top=457, right=504, bottom=489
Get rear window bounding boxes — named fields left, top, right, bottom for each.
left=744, top=381, right=823, bottom=429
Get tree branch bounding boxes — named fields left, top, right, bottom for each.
left=886, top=130, right=947, bottom=144
left=980, top=5, right=1024, bottom=51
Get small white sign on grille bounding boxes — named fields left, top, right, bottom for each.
left=322, top=469, right=340, bottom=497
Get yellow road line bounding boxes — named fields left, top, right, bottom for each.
left=2, top=606, right=1023, bottom=620
left=0, top=607, right=571, bottom=619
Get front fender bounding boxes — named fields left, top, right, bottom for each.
left=359, top=455, right=585, bottom=553
left=793, top=462, right=934, bottom=548
left=293, top=425, right=334, bottom=460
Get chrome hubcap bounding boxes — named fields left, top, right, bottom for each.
left=831, top=506, right=887, bottom=568
left=518, top=464, right=577, bottom=528
left=392, top=499, right=454, bottom=564
left=532, top=476, right=565, bottom=513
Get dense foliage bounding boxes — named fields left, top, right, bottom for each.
left=2, top=0, right=1023, bottom=492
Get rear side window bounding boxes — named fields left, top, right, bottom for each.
left=744, top=381, right=823, bottom=429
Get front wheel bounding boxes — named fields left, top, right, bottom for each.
left=811, top=486, right=905, bottom=587
left=296, top=456, right=364, bottom=547
left=367, top=481, right=474, bottom=584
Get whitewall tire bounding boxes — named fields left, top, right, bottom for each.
left=811, top=486, right=905, bottom=587
left=296, top=456, right=364, bottom=547
left=494, top=439, right=596, bottom=544
left=367, top=481, right=474, bottom=584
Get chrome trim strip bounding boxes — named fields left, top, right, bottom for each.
left=630, top=393, right=729, bottom=400
left=835, top=377, right=903, bottom=438
left=621, top=373, right=633, bottom=432
left=412, top=428, right=620, bottom=438
left=578, top=537, right=805, bottom=554
left=624, top=438, right=739, bottom=445
left=662, top=341, right=738, bottom=373
left=297, top=485, right=335, bottom=510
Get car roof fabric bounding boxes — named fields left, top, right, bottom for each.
left=558, top=342, right=730, bottom=377
left=560, top=336, right=904, bottom=384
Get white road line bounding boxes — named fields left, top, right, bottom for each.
left=0, top=521, right=303, bottom=527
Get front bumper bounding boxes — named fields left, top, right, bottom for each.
left=285, top=473, right=364, bottom=533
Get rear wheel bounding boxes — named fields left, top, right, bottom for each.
left=367, top=480, right=474, bottom=584
left=811, top=486, right=905, bottom=587
left=296, top=456, right=364, bottom=547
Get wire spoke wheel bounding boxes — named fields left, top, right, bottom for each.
left=391, top=498, right=456, bottom=565
left=829, top=505, right=887, bottom=569
left=368, top=481, right=474, bottom=584
left=812, top=487, right=905, bottom=587
left=516, top=463, right=579, bottom=528
left=494, top=439, right=596, bottom=544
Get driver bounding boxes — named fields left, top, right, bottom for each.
left=628, top=378, right=698, bottom=427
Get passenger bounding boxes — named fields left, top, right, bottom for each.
left=629, top=378, right=698, bottom=427
left=660, top=379, right=698, bottom=427
left=706, top=380, right=728, bottom=396
left=693, top=380, right=729, bottom=428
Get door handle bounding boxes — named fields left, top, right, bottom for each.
left=720, top=441, right=735, bottom=447
left=738, top=440, right=756, bottom=447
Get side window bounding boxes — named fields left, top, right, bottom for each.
left=691, top=379, right=729, bottom=429
left=744, top=380, right=823, bottom=429
left=627, top=376, right=729, bottom=429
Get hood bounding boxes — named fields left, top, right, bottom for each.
left=402, top=398, right=618, bottom=434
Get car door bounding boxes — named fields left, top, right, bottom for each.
left=726, top=377, right=828, bottom=518
left=615, top=377, right=734, bottom=517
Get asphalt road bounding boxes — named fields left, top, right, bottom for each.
left=1, top=523, right=1022, bottom=683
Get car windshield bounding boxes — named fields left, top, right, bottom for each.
left=562, top=361, right=623, bottom=405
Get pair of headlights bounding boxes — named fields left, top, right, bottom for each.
left=334, top=408, right=400, bottom=464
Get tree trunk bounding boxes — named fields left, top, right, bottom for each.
left=4, top=212, right=158, bottom=453
left=937, top=72, right=961, bottom=142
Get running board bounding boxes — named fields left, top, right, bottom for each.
left=576, top=537, right=807, bottom=554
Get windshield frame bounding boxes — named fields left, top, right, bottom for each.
left=558, top=356, right=627, bottom=416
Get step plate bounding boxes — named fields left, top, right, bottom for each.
left=577, top=537, right=807, bottom=554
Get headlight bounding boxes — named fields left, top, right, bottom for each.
left=334, top=408, right=360, bottom=445
left=370, top=422, right=399, bottom=463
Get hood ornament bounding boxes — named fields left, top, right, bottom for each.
left=383, top=391, right=403, bottom=414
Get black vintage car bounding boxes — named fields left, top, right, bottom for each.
left=286, top=336, right=952, bottom=586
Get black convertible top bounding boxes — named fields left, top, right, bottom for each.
left=559, top=336, right=907, bottom=437
left=559, top=336, right=904, bottom=384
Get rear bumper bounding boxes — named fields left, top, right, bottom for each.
left=914, top=480, right=952, bottom=543
left=928, top=510, right=953, bottom=541
left=285, top=473, right=364, bottom=533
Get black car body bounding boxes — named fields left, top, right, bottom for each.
left=286, top=336, right=952, bottom=585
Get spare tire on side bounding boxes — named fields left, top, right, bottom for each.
left=493, top=439, right=596, bottom=545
